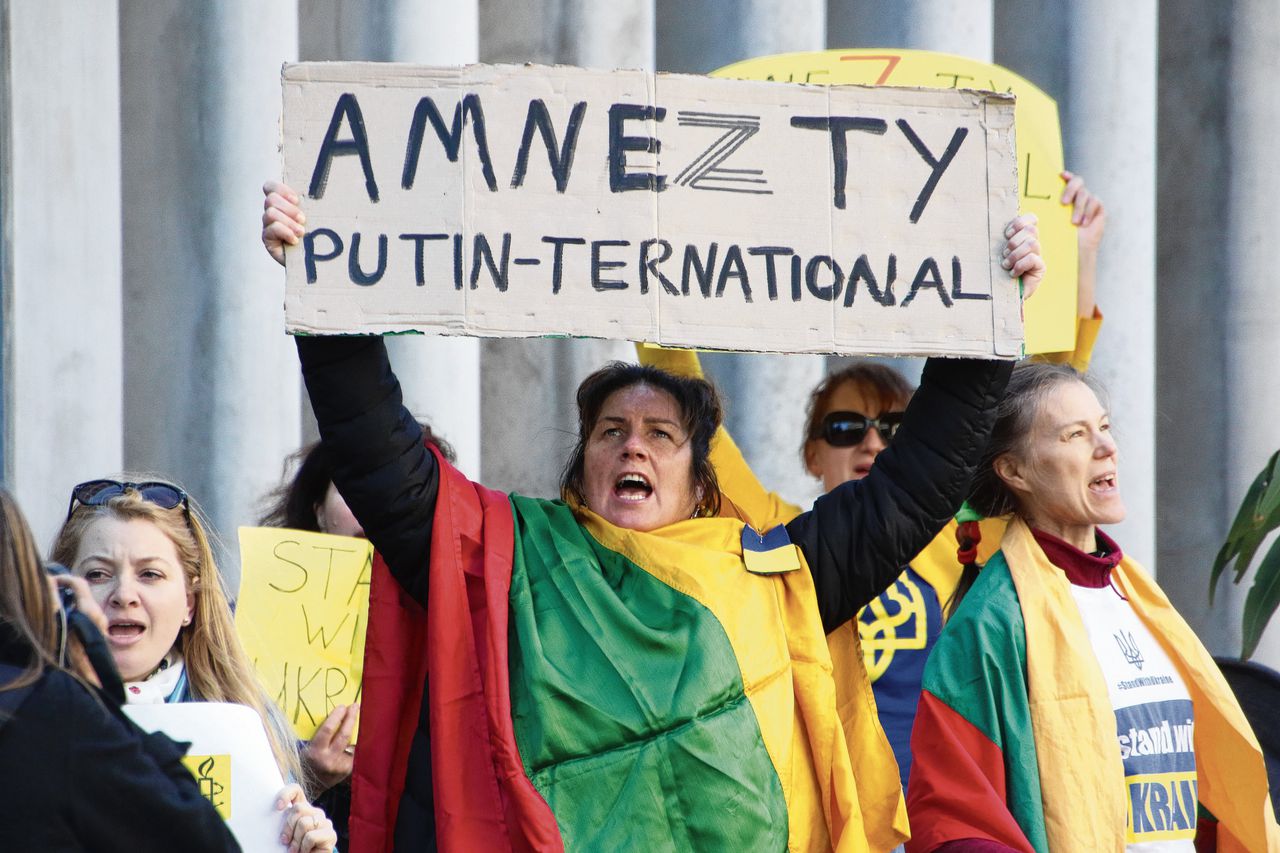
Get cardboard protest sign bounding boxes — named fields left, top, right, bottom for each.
left=716, top=49, right=1076, bottom=354
left=282, top=62, right=1022, bottom=359
left=125, top=702, right=286, bottom=853
left=235, top=527, right=372, bottom=740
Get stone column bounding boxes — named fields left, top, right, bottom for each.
left=1146, top=2, right=1234, bottom=652
left=1222, top=1, right=1280, bottom=664
left=300, top=0, right=483, bottom=478
left=828, top=0, right=992, bottom=59
left=120, top=3, right=300, bottom=587
left=1057, top=1, right=1158, bottom=567
left=994, top=2, right=1159, bottom=567
left=477, top=0, right=654, bottom=498
left=3, top=3, right=123, bottom=544
left=655, top=0, right=828, bottom=509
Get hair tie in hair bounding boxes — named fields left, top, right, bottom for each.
left=955, top=501, right=984, bottom=565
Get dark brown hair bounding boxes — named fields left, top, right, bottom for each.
left=801, top=362, right=914, bottom=463
left=260, top=426, right=456, bottom=531
left=948, top=362, right=1105, bottom=615
left=560, top=362, right=722, bottom=518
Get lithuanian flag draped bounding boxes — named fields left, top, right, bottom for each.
left=350, top=449, right=907, bottom=852
left=906, top=519, right=1280, bottom=853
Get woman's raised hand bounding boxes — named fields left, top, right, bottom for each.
left=300, top=703, right=358, bottom=793
left=1002, top=213, right=1045, bottom=301
left=262, top=181, right=306, bottom=267
left=276, top=784, right=337, bottom=853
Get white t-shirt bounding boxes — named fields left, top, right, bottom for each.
left=1071, top=581, right=1197, bottom=852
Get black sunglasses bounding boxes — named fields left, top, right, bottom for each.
left=817, top=411, right=905, bottom=447
left=66, top=479, right=189, bottom=521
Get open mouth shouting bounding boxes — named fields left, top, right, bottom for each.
left=107, top=619, right=147, bottom=647
left=1088, top=472, right=1118, bottom=494
left=614, top=472, right=654, bottom=502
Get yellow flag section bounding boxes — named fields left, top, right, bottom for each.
left=714, top=49, right=1076, bottom=354
left=236, top=527, right=372, bottom=740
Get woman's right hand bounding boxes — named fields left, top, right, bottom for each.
left=262, top=181, right=306, bottom=267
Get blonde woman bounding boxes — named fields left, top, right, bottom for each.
left=0, top=487, right=238, bottom=852
left=52, top=478, right=337, bottom=853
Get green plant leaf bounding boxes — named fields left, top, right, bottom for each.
left=1257, top=450, right=1280, bottom=524
left=1240, top=535, right=1280, bottom=660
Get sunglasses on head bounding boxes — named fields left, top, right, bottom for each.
left=817, top=411, right=905, bottom=447
left=66, top=479, right=189, bottom=521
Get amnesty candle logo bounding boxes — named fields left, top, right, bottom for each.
left=1115, top=629, right=1144, bottom=670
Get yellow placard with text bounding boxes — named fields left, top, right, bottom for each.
left=235, top=527, right=372, bottom=740
left=715, top=49, right=1077, bottom=354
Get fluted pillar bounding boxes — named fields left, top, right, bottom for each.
left=300, top=0, right=483, bottom=478
left=4, top=3, right=123, bottom=544
left=120, top=3, right=300, bottom=587
left=653, top=0, right=827, bottom=509
left=829, top=0, right=992, bottom=59
left=477, top=0, right=654, bottom=498
left=1222, top=2, right=1280, bottom=664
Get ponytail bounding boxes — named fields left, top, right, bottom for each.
left=946, top=503, right=984, bottom=618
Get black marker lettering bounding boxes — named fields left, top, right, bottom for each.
left=303, top=229, right=343, bottom=284
left=399, top=233, right=449, bottom=286
left=896, top=120, right=969, bottom=223
left=511, top=100, right=587, bottom=193
left=309, top=93, right=379, bottom=202
left=542, top=236, right=587, bottom=294
left=591, top=239, right=631, bottom=290
left=748, top=246, right=795, bottom=301
left=901, top=257, right=952, bottom=307
left=640, top=239, right=677, bottom=295
left=789, top=116, right=887, bottom=209
left=608, top=103, right=667, bottom=192
left=348, top=232, right=387, bottom=286
left=402, top=94, right=497, bottom=192
left=470, top=232, right=511, bottom=291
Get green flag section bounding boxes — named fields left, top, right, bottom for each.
left=507, top=496, right=787, bottom=850
left=350, top=445, right=907, bottom=853
left=906, top=553, right=1046, bottom=853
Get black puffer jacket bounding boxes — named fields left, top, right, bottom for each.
left=297, top=336, right=1012, bottom=851
left=0, top=632, right=239, bottom=852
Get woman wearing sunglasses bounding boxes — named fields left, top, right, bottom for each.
left=639, top=172, right=1107, bottom=796
left=0, top=488, right=239, bottom=852
left=51, top=478, right=339, bottom=853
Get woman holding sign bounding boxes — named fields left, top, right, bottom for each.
left=52, top=478, right=340, bottom=853
left=903, top=363, right=1279, bottom=852
left=264, top=181, right=1038, bottom=852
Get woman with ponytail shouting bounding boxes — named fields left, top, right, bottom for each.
left=905, top=364, right=1279, bottom=853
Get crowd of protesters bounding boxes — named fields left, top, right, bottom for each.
left=0, top=152, right=1274, bottom=853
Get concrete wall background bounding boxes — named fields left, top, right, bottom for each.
left=4, top=3, right=1276, bottom=663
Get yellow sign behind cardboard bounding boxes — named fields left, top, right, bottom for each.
left=714, top=49, right=1076, bottom=354
left=236, top=527, right=373, bottom=740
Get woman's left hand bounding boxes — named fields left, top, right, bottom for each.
left=1002, top=213, right=1045, bottom=300
left=300, top=703, right=358, bottom=793
left=276, top=784, right=337, bottom=853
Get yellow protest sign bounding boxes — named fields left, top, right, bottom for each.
left=182, top=754, right=232, bottom=819
left=235, top=527, right=372, bottom=740
left=714, top=49, right=1077, bottom=354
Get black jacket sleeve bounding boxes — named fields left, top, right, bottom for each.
left=786, top=356, right=1013, bottom=633
left=296, top=336, right=439, bottom=607
left=47, top=672, right=240, bottom=852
